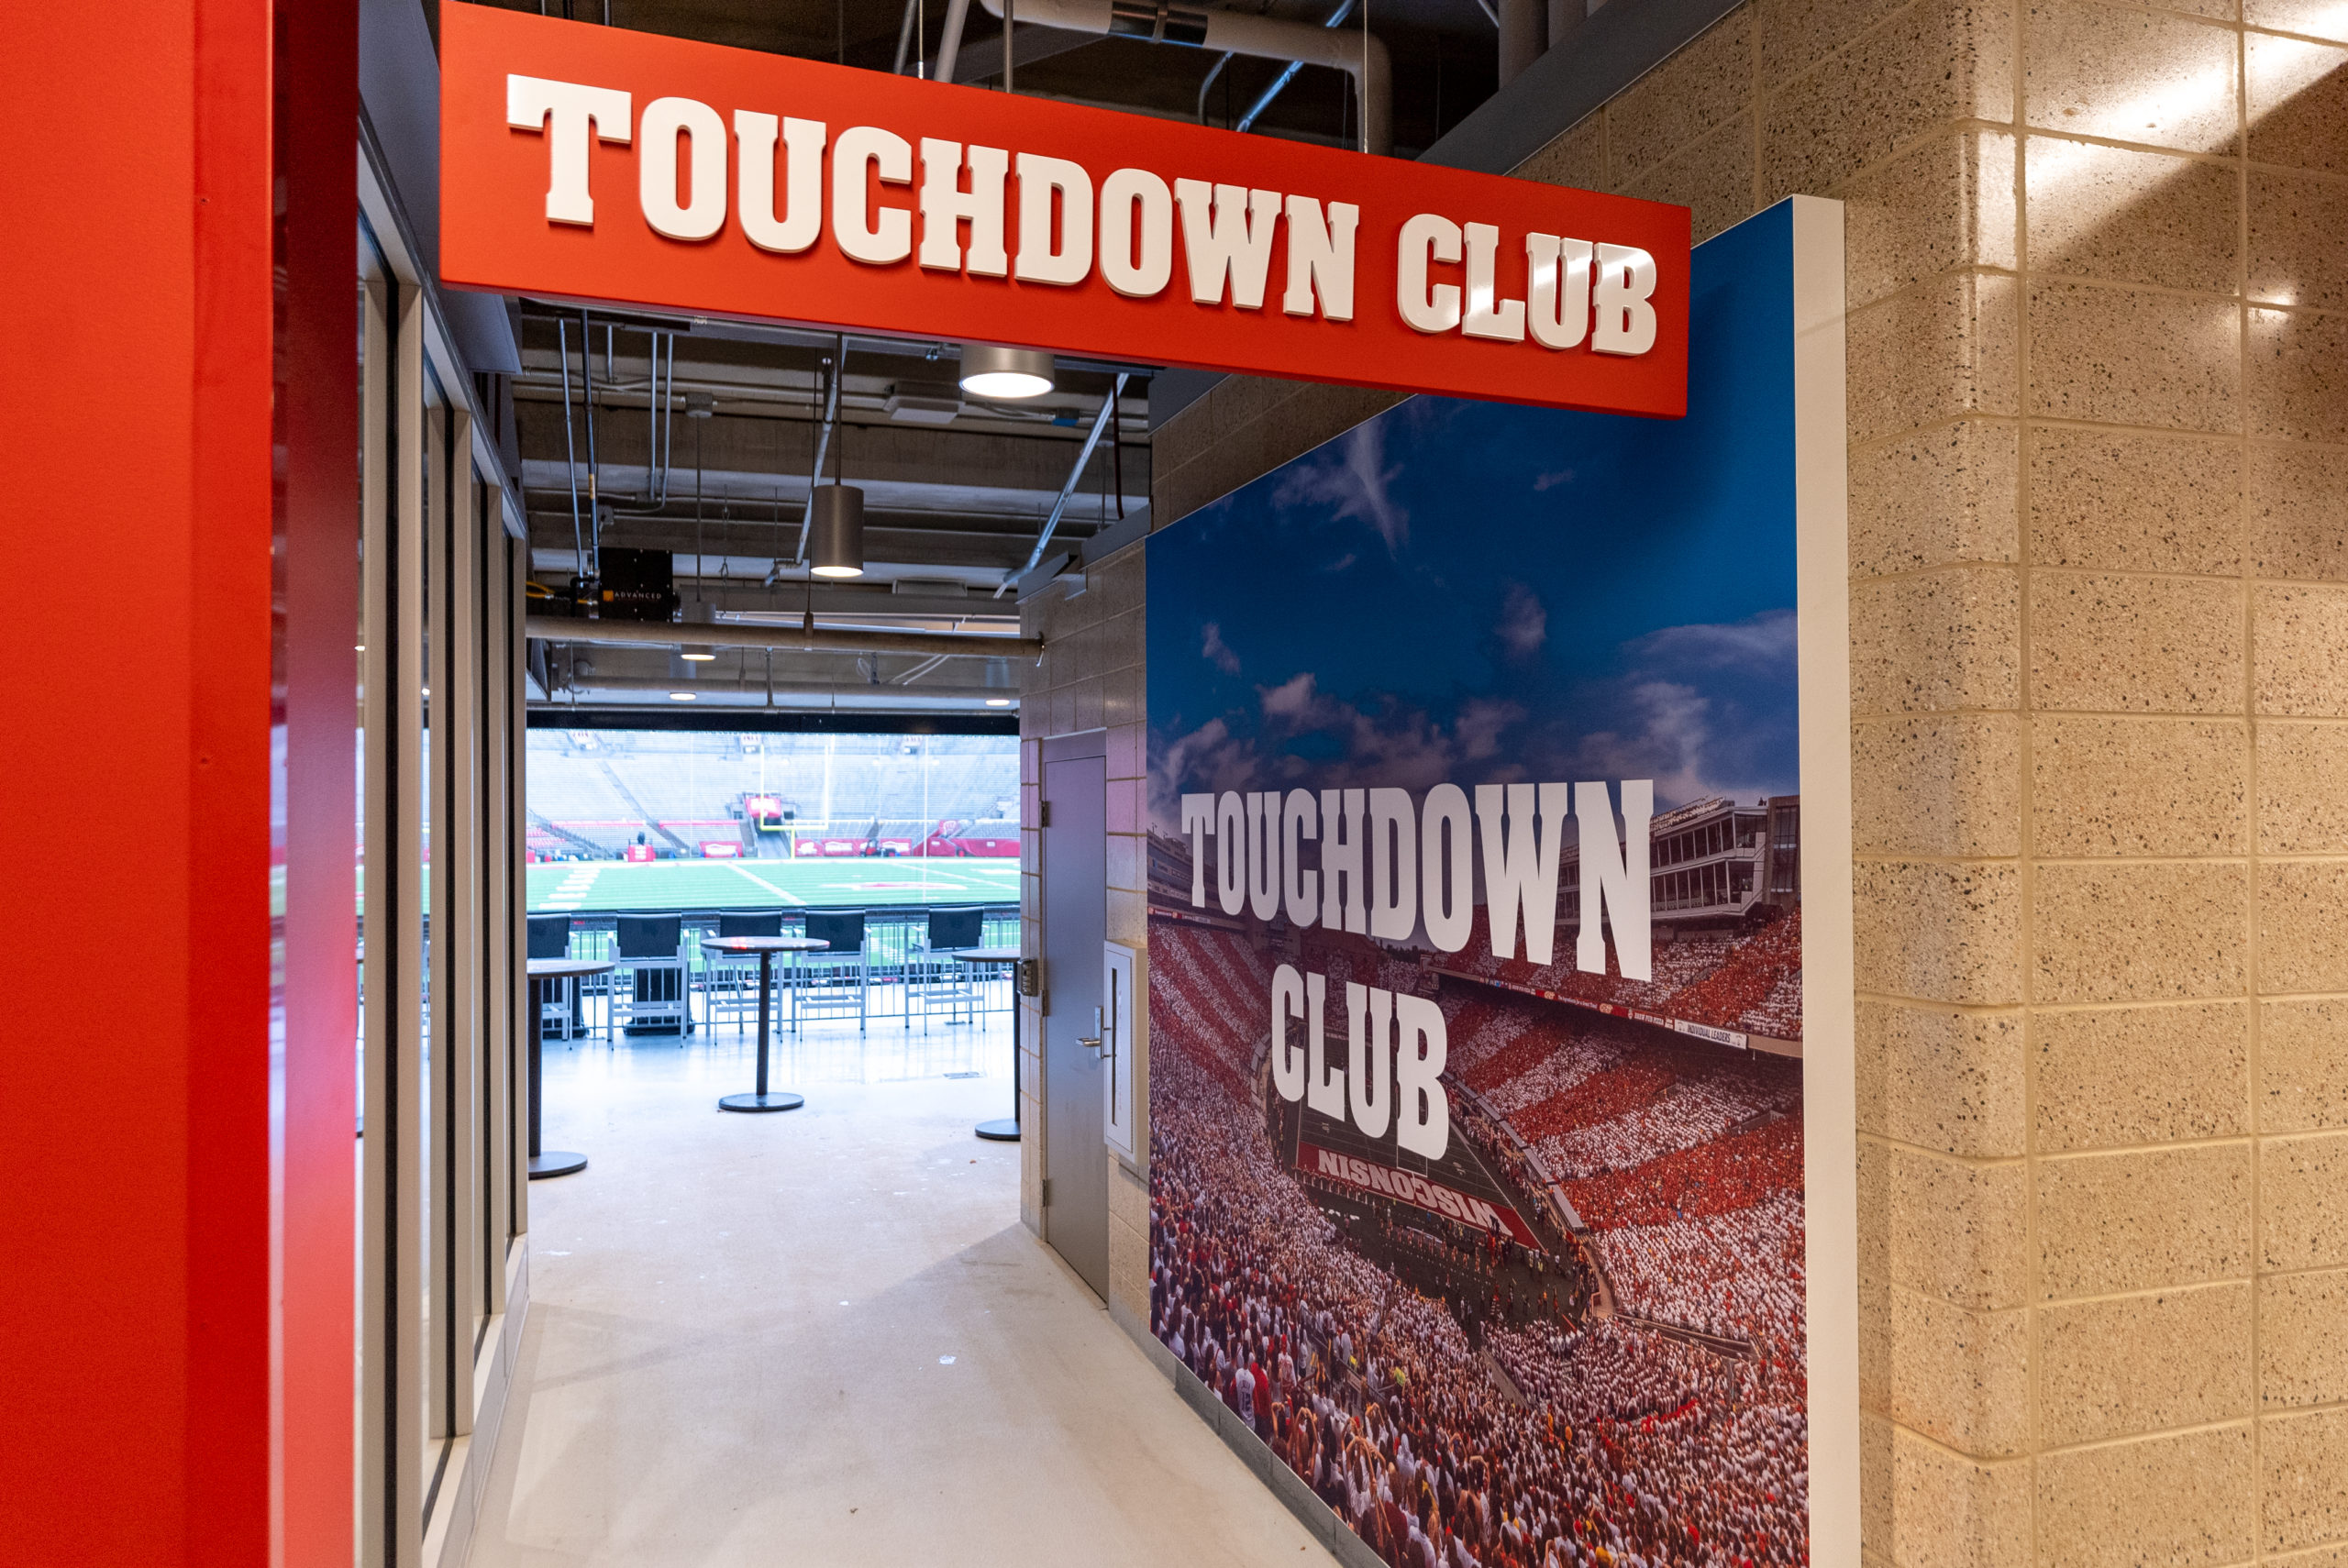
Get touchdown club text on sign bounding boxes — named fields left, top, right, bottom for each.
left=438, top=3, right=1690, bottom=414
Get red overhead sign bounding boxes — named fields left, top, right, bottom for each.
left=437, top=4, right=1689, bottom=415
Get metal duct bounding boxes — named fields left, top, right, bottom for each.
left=976, top=0, right=1392, bottom=155
left=525, top=614, right=1042, bottom=660
left=549, top=673, right=1017, bottom=703
left=1499, top=0, right=1545, bottom=83
left=935, top=0, right=978, bottom=83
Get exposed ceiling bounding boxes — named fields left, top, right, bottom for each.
left=478, top=0, right=1512, bottom=718
left=476, top=0, right=1504, bottom=155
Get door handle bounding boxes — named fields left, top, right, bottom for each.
left=1077, top=1035, right=1102, bottom=1054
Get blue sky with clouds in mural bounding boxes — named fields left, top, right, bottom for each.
left=1147, top=204, right=1804, bottom=832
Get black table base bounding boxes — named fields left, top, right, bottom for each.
left=720, top=1091, right=805, bottom=1113
left=719, top=949, right=806, bottom=1115
left=975, top=957, right=1022, bottom=1143
left=528, top=973, right=589, bottom=1181
left=529, top=1150, right=588, bottom=1178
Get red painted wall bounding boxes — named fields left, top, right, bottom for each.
left=0, top=0, right=354, bottom=1560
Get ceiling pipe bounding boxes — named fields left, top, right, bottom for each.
left=551, top=673, right=1017, bottom=702
left=1498, top=0, right=1545, bottom=85
left=792, top=340, right=844, bottom=567
left=894, top=0, right=923, bottom=72
left=526, top=614, right=1041, bottom=660
left=976, top=0, right=1391, bottom=155
left=934, top=0, right=977, bottom=83
left=997, top=372, right=1126, bottom=597
left=1234, top=0, right=1356, bottom=137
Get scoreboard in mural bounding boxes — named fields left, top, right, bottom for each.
left=1143, top=200, right=1855, bottom=1568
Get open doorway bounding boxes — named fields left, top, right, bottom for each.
left=522, top=723, right=1024, bottom=1114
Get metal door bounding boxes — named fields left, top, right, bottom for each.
left=1041, top=748, right=1109, bottom=1298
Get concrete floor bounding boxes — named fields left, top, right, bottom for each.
left=465, top=1019, right=1336, bottom=1567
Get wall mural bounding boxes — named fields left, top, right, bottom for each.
left=1145, top=203, right=1843, bottom=1568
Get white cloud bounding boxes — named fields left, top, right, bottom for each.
left=1569, top=680, right=1715, bottom=805
left=1564, top=611, right=1801, bottom=806
left=1151, top=611, right=1800, bottom=831
left=1532, top=468, right=1574, bottom=491
left=1271, top=423, right=1408, bottom=554
left=1201, top=621, right=1242, bottom=675
left=1497, top=583, right=1546, bottom=658
left=1146, top=716, right=1262, bottom=828
left=1629, top=609, right=1798, bottom=668
left=1255, top=675, right=1524, bottom=790
left=1257, top=670, right=1320, bottom=720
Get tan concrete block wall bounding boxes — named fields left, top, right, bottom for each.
left=1040, top=0, right=2348, bottom=1558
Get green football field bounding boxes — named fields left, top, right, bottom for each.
left=525, top=856, right=1022, bottom=913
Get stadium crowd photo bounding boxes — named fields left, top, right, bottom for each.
left=1147, top=909, right=1810, bottom=1568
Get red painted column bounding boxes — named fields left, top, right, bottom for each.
left=277, top=3, right=361, bottom=1563
left=0, top=0, right=354, bottom=1561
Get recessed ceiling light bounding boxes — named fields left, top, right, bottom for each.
left=984, top=697, right=1012, bottom=707
left=670, top=691, right=697, bottom=701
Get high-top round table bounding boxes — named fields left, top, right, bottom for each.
left=526, top=958, right=614, bottom=1179
left=701, top=935, right=827, bottom=1113
left=951, top=946, right=1024, bottom=1142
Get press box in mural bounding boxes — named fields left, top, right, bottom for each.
left=1145, top=201, right=1844, bottom=1568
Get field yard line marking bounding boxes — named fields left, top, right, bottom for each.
left=725, top=863, right=808, bottom=905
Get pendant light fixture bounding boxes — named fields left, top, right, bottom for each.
left=678, top=598, right=719, bottom=661
left=958, top=343, right=1055, bottom=400
left=808, top=389, right=865, bottom=579
left=809, top=484, right=866, bottom=579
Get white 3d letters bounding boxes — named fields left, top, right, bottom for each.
left=1592, top=244, right=1659, bottom=356
left=917, top=138, right=1010, bottom=275
left=1014, top=153, right=1093, bottom=285
left=1175, top=181, right=1281, bottom=309
left=735, top=112, right=825, bottom=254
left=638, top=96, right=727, bottom=240
left=1281, top=195, right=1357, bottom=321
left=507, top=75, right=631, bottom=226
left=832, top=125, right=913, bottom=265
left=1397, top=213, right=1463, bottom=335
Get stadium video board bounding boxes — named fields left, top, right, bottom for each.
left=1143, top=199, right=1855, bottom=1567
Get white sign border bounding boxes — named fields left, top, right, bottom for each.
left=1791, top=192, right=1859, bottom=1568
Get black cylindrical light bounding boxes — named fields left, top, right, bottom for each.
left=678, top=597, right=718, bottom=661
left=809, top=484, right=866, bottom=579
